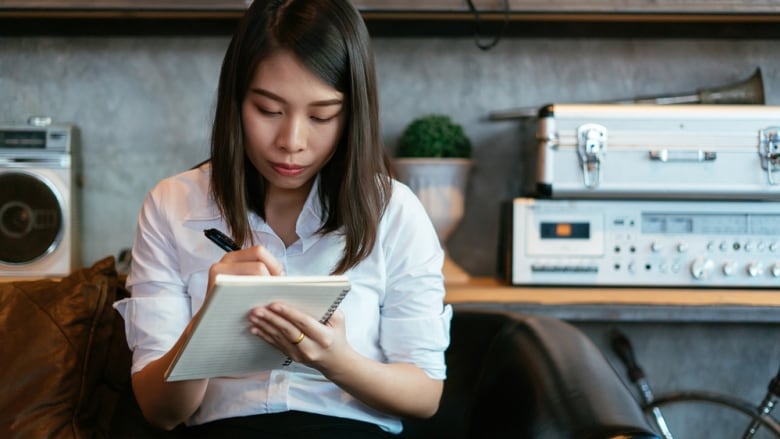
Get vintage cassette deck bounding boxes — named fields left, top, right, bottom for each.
left=508, top=198, right=780, bottom=288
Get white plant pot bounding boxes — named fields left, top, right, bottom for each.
left=394, top=158, right=473, bottom=284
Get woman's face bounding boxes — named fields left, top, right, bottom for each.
left=241, top=50, right=346, bottom=199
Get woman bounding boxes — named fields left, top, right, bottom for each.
left=114, top=0, right=451, bottom=437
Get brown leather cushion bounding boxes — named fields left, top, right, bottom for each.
left=0, top=256, right=129, bottom=438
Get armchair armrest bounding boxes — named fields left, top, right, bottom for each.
left=400, top=309, right=660, bottom=439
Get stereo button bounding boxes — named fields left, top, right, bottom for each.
left=771, top=264, right=780, bottom=277
left=651, top=242, right=663, bottom=252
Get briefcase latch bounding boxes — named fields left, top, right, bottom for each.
left=759, top=128, right=780, bottom=185
left=577, top=124, right=607, bottom=189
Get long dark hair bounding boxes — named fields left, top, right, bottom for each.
left=209, top=0, right=392, bottom=274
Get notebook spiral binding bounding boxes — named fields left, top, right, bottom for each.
left=282, top=286, right=351, bottom=367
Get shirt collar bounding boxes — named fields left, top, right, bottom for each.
left=183, top=165, right=330, bottom=251
left=244, top=174, right=329, bottom=252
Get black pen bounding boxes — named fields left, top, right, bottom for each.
left=204, top=228, right=241, bottom=252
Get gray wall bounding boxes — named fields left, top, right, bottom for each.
left=3, top=33, right=780, bottom=438
left=3, top=35, right=778, bottom=274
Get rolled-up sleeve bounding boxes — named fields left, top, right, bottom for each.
left=379, top=305, right=452, bottom=379
left=378, top=182, right=452, bottom=380
left=113, top=184, right=192, bottom=374
left=114, top=295, right=191, bottom=374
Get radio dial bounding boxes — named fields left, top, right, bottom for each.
left=651, top=242, right=663, bottom=253
left=677, top=242, right=689, bottom=253
left=690, top=257, right=715, bottom=280
left=722, top=261, right=738, bottom=277
left=746, top=262, right=764, bottom=278
left=771, top=264, right=780, bottom=278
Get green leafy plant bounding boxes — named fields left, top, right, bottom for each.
left=397, top=114, right=472, bottom=158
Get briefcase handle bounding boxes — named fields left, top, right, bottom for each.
left=648, top=149, right=717, bottom=162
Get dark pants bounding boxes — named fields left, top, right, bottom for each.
left=181, top=410, right=393, bottom=439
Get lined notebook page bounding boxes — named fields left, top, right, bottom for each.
left=165, top=274, right=350, bottom=382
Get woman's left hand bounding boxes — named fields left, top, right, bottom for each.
left=248, top=303, right=350, bottom=370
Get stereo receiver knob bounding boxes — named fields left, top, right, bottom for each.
left=771, top=264, right=780, bottom=278
left=690, top=257, right=715, bottom=280
left=746, top=262, right=764, bottom=278
left=722, top=261, right=738, bottom=277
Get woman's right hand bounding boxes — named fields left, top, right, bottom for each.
left=206, top=245, right=285, bottom=293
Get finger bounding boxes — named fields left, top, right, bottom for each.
left=222, top=245, right=279, bottom=266
left=258, top=263, right=271, bottom=276
left=207, top=261, right=265, bottom=290
left=244, top=245, right=284, bottom=275
left=248, top=309, right=294, bottom=346
left=250, top=304, right=305, bottom=344
left=325, top=309, right=344, bottom=327
left=211, top=261, right=272, bottom=275
left=266, top=302, right=322, bottom=343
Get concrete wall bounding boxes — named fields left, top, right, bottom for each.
left=3, top=35, right=778, bottom=274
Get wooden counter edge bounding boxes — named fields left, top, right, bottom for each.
left=444, top=277, right=780, bottom=307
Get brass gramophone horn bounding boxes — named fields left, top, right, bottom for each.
left=488, top=67, right=766, bottom=120
left=626, top=67, right=765, bottom=105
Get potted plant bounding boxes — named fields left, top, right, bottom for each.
left=393, top=114, right=474, bottom=284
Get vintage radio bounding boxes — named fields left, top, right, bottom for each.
left=0, top=120, right=79, bottom=278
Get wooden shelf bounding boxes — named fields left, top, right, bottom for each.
left=445, top=278, right=780, bottom=323
left=3, top=1, right=780, bottom=37
left=446, top=277, right=780, bottom=306
left=3, top=1, right=780, bottom=19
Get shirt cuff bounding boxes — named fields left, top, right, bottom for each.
left=379, top=304, right=452, bottom=380
left=114, top=296, right=191, bottom=374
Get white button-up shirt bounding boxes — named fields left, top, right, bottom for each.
left=114, top=164, right=451, bottom=433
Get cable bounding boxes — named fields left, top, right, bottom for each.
left=648, top=391, right=780, bottom=437
left=465, top=0, right=510, bottom=51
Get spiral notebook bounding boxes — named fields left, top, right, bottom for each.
left=165, top=274, right=350, bottom=382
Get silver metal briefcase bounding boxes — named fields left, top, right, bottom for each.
left=535, top=104, right=780, bottom=200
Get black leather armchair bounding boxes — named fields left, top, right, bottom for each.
left=400, top=309, right=661, bottom=439
left=109, top=309, right=660, bottom=438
